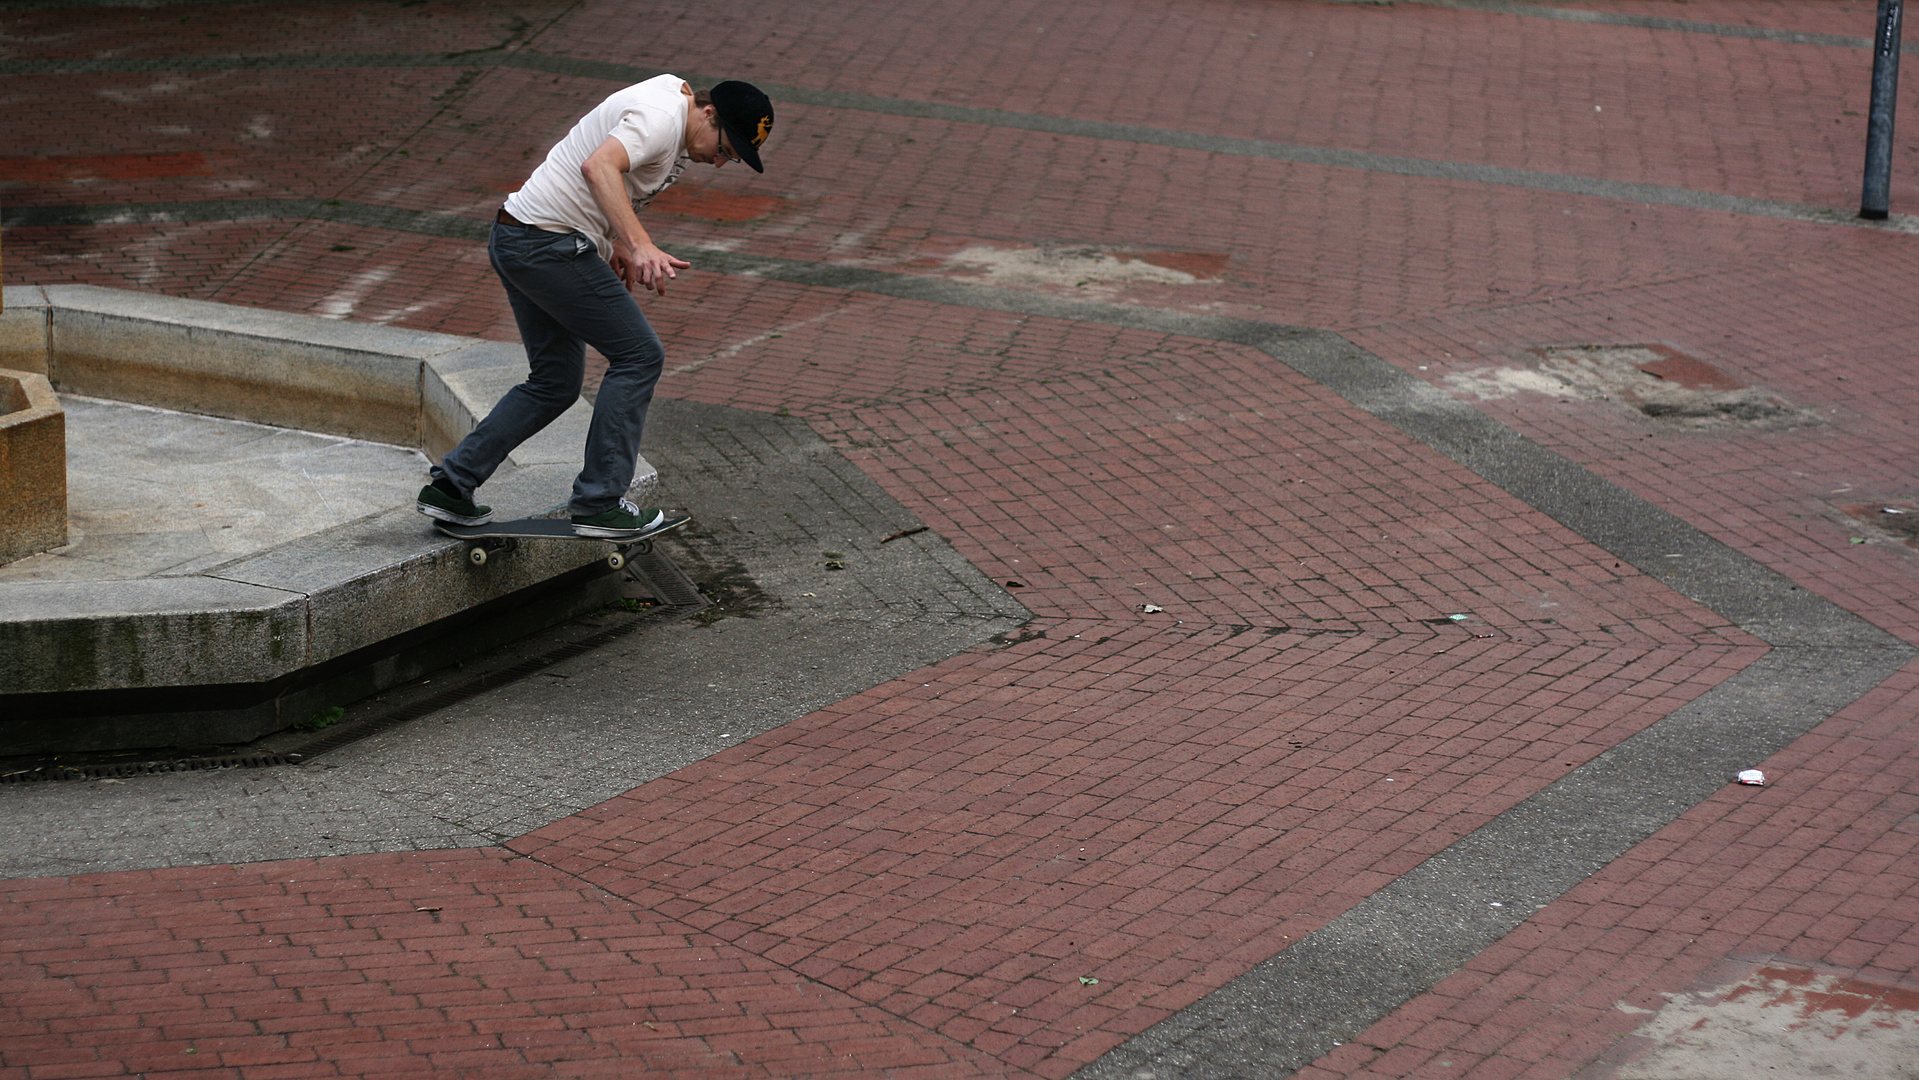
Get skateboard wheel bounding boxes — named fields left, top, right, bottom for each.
left=633, top=539, right=654, bottom=556
left=468, top=545, right=488, bottom=566
left=607, top=551, right=625, bottom=571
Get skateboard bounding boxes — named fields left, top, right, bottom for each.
left=434, top=514, right=690, bottom=569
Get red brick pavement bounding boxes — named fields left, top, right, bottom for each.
left=1348, top=233, right=1919, bottom=646
left=1289, top=663, right=1919, bottom=1080
left=0, top=849, right=1013, bottom=1079
left=1531, top=0, right=1873, bottom=36
left=5, top=1, right=1919, bottom=1077
left=503, top=624, right=1751, bottom=1077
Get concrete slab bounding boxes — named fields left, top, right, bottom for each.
left=0, top=287, right=661, bottom=751
left=1581, top=959, right=1919, bottom=1080
left=1, top=396, right=426, bottom=582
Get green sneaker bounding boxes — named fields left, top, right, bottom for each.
left=571, top=499, right=667, bottom=539
left=415, top=483, right=493, bottom=526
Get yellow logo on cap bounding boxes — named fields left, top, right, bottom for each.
left=754, top=115, right=772, bottom=146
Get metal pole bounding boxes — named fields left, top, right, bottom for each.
left=1862, top=0, right=1904, bottom=219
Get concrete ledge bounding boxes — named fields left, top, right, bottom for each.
left=0, top=285, right=659, bottom=750
left=42, top=285, right=470, bottom=445
left=2, top=576, right=306, bottom=693
left=208, top=467, right=586, bottom=667
left=0, top=565, right=625, bottom=754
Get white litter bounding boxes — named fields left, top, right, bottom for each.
left=1736, top=769, right=1766, bottom=786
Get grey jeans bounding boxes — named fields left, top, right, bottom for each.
left=433, top=221, right=665, bottom=516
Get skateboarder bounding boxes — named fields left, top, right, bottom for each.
left=416, top=76, right=774, bottom=538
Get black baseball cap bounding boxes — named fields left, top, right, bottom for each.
left=710, top=80, right=774, bottom=173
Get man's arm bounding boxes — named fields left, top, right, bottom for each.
left=580, top=136, right=690, bottom=295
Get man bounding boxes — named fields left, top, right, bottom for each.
left=416, top=76, right=775, bottom=538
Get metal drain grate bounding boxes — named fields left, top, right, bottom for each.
left=623, top=545, right=707, bottom=607
left=1, top=753, right=296, bottom=784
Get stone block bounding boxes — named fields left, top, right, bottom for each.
left=0, top=368, right=66, bottom=565
left=0, top=287, right=51, bottom=374
left=0, top=576, right=306, bottom=694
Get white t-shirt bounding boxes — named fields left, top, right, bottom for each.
left=502, top=74, right=690, bottom=260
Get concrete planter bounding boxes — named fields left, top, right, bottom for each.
left=0, top=285, right=657, bottom=752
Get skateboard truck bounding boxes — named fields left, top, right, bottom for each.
left=463, top=537, right=651, bottom=569
left=435, top=515, right=690, bottom=570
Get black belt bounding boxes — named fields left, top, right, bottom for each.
left=496, top=208, right=528, bottom=226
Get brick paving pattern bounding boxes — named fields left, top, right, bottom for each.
left=4, top=1, right=1917, bottom=1078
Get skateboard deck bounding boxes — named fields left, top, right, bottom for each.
left=434, top=514, right=689, bottom=568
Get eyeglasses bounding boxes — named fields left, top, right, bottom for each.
left=715, top=125, right=740, bottom=163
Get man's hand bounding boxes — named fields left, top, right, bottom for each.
left=612, top=240, right=692, bottom=296
left=582, top=136, right=691, bottom=295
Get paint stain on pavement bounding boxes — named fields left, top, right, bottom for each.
left=651, top=183, right=784, bottom=222
left=0, top=152, right=212, bottom=182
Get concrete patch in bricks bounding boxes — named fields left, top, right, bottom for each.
left=1843, top=501, right=1919, bottom=549
left=1443, top=346, right=1822, bottom=431
left=1575, top=958, right=1919, bottom=1080
left=939, top=244, right=1221, bottom=299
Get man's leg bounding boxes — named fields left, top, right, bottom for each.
left=432, top=225, right=592, bottom=500
left=483, top=235, right=667, bottom=516
left=567, top=293, right=665, bottom=516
